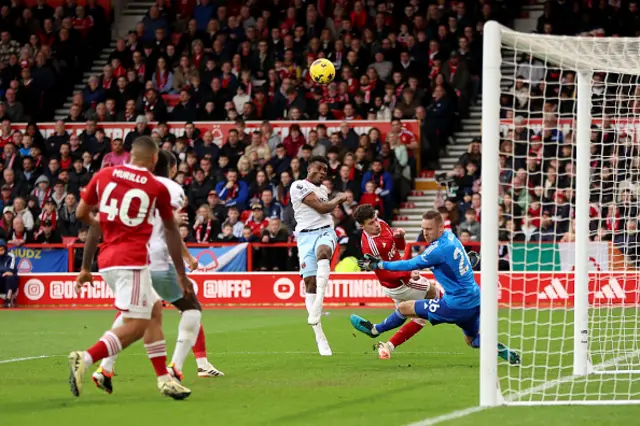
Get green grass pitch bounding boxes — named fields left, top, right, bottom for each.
left=1, top=309, right=639, bottom=425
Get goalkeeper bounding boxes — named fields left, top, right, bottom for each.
left=351, top=210, right=520, bottom=365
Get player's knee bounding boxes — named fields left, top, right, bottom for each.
left=304, top=277, right=317, bottom=293
left=397, top=301, right=416, bottom=317
left=411, top=318, right=427, bottom=326
left=150, top=300, right=163, bottom=321
left=316, top=245, right=332, bottom=260
left=174, top=295, right=201, bottom=312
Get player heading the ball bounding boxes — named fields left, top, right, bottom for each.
left=290, top=155, right=347, bottom=356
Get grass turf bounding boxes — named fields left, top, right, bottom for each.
left=1, top=309, right=640, bottom=426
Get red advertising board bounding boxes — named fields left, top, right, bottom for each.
left=15, top=272, right=640, bottom=308
left=11, top=120, right=419, bottom=147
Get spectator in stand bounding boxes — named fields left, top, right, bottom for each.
left=188, top=168, right=214, bottom=208
left=192, top=204, right=220, bottom=243
left=35, top=219, right=62, bottom=244
left=218, top=222, right=239, bottom=243
left=458, top=208, right=481, bottom=242
left=58, top=193, right=80, bottom=237
left=3, top=168, right=26, bottom=200
left=259, top=217, right=289, bottom=271
left=215, top=169, right=248, bottom=208
left=246, top=202, right=269, bottom=237
left=12, top=197, right=34, bottom=231
left=0, top=239, right=18, bottom=308
left=360, top=180, right=385, bottom=217
left=260, top=189, right=282, bottom=220
left=222, top=206, right=244, bottom=239
left=8, top=216, right=33, bottom=245
left=361, top=159, right=393, bottom=221
left=101, top=138, right=130, bottom=168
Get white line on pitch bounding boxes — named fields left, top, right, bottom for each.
left=0, top=355, right=55, bottom=364
left=0, top=350, right=465, bottom=365
left=404, top=350, right=640, bottom=425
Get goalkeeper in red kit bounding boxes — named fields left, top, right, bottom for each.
left=354, top=204, right=443, bottom=359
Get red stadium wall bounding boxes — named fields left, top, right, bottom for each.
left=14, top=120, right=419, bottom=143
left=15, top=272, right=640, bottom=308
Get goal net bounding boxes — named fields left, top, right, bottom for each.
left=480, top=21, right=640, bottom=406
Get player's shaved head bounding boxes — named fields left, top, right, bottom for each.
left=131, top=136, right=159, bottom=171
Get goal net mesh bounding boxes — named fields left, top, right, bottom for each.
left=497, top=31, right=640, bottom=403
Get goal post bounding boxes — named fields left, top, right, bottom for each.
left=481, top=20, right=640, bottom=406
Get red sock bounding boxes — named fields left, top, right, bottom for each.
left=87, top=331, right=122, bottom=364
left=145, top=340, right=169, bottom=377
left=389, top=320, right=424, bottom=348
left=192, top=325, right=207, bottom=359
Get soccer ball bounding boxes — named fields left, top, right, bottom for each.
left=309, top=58, right=336, bottom=85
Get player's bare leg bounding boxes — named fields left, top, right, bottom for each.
left=304, top=275, right=332, bottom=356
left=169, top=295, right=224, bottom=380
left=378, top=280, right=441, bottom=359
left=68, top=316, right=148, bottom=397
left=144, top=300, right=191, bottom=399
left=307, top=244, right=332, bottom=326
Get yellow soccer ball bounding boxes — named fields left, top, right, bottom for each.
left=309, top=58, right=336, bottom=85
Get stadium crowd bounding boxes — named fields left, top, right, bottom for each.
left=0, top=0, right=516, bottom=275
left=435, top=0, right=640, bottom=268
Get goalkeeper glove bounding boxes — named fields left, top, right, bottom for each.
left=468, top=250, right=481, bottom=268
left=358, top=253, right=382, bottom=271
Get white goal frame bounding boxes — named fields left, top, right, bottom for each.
left=480, top=20, right=640, bottom=407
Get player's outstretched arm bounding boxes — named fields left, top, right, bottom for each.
left=381, top=256, right=432, bottom=271
left=303, top=191, right=347, bottom=214
left=381, top=244, right=443, bottom=271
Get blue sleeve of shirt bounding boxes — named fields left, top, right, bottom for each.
left=361, top=171, right=372, bottom=193
left=381, top=242, right=444, bottom=271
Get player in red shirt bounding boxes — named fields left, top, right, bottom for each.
left=68, top=136, right=191, bottom=400
left=354, top=204, right=443, bottom=359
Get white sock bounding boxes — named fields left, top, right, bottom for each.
left=311, top=259, right=331, bottom=316
left=83, top=351, right=94, bottom=368
left=171, top=310, right=202, bottom=371
left=99, top=314, right=125, bottom=373
left=305, top=293, right=317, bottom=314
left=305, top=293, right=327, bottom=340
left=196, top=358, right=210, bottom=369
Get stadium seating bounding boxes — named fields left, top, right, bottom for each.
left=0, top=0, right=526, bottom=272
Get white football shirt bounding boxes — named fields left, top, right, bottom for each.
left=290, top=179, right=334, bottom=233
left=149, top=176, right=186, bottom=271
